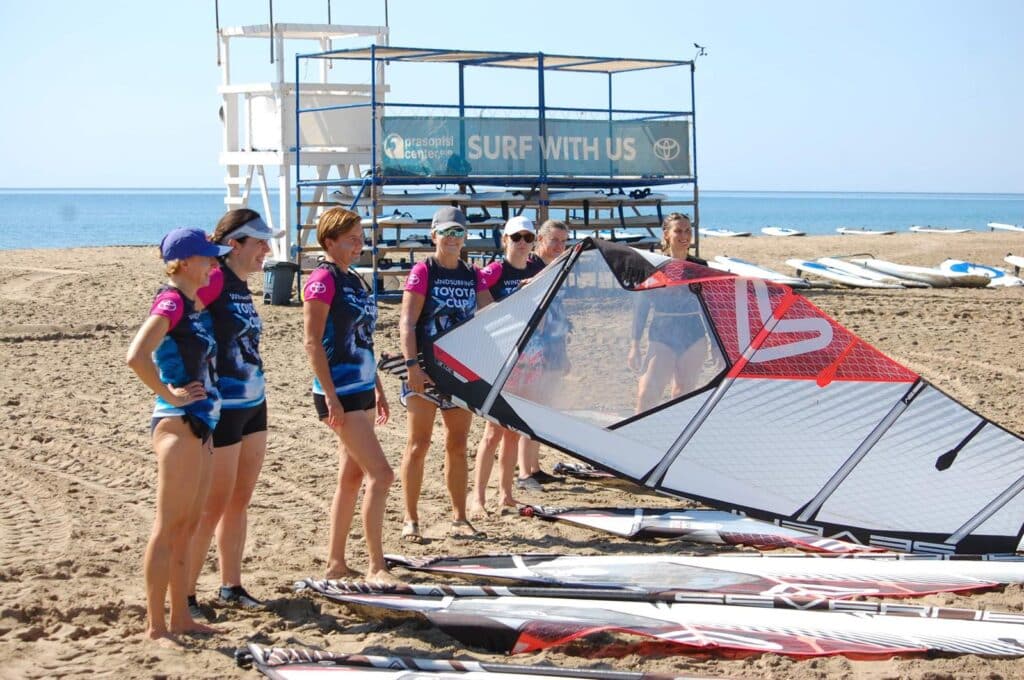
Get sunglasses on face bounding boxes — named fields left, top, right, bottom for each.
left=509, top=232, right=535, bottom=243
left=436, top=227, right=465, bottom=238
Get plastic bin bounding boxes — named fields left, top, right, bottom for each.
left=263, top=260, right=300, bottom=305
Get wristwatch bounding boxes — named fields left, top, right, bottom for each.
left=404, top=358, right=419, bottom=368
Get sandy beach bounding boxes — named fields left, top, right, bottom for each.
left=0, top=231, right=1022, bottom=679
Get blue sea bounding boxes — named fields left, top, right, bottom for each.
left=1, top=188, right=1022, bottom=250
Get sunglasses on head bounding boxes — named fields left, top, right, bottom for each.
left=509, top=232, right=535, bottom=243
left=435, top=226, right=465, bottom=238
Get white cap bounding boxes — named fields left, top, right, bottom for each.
left=503, top=215, right=535, bottom=236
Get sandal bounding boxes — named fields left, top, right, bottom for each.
left=449, top=519, right=486, bottom=539
left=401, top=520, right=423, bottom=544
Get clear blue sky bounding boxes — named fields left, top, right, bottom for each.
left=1, top=0, right=1021, bottom=192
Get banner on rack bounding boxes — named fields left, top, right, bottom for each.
left=380, top=117, right=690, bottom=177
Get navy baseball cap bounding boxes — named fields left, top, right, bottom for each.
left=160, top=228, right=233, bottom=262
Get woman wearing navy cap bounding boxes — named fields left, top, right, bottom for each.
left=126, top=227, right=231, bottom=644
left=185, top=209, right=279, bottom=617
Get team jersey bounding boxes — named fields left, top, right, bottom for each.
left=198, top=266, right=265, bottom=409
left=404, top=257, right=493, bottom=347
left=480, top=257, right=545, bottom=301
left=149, top=286, right=222, bottom=430
left=303, top=261, right=378, bottom=396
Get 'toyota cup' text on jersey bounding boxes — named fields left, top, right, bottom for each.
left=403, top=258, right=494, bottom=347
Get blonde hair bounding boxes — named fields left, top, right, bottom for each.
left=316, top=207, right=362, bottom=250
left=660, top=212, right=692, bottom=254
left=164, top=259, right=184, bottom=275
left=538, top=219, right=568, bottom=237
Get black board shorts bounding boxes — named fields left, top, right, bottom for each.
left=313, top=389, right=376, bottom=420
left=212, top=400, right=268, bottom=448
left=150, top=414, right=213, bottom=446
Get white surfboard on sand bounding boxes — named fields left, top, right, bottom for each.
left=817, top=257, right=929, bottom=287
left=850, top=257, right=964, bottom=287
left=988, top=222, right=1024, bottom=232
left=761, top=226, right=805, bottom=237
left=709, top=256, right=813, bottom=288
left=836, top=226, right=895, bottom=236
left=939, top=259, right=1024, bottom=288
left=787, top=259, right=904, bottom=289
left=909, top=225, right=972, bottom=234
left=701, top=228, right=752, bottom=238
left=1005, top=254, right=1024, bottom=274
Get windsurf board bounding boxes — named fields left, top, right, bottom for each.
left=909, top=225, right=972, bottom=234
left=786, top=259, right=904, bottom=288
left=710, top=255, right=814, bottom=288
left=850, top=257, right=957, bottom=287
left=836, top=227, right=895, bottom=236
left=939, top=260, right=1024, bottom=288
left=989, top=222, right=1024, bottom=232
left=1006, top=254, right=1024, bottom=274
left=761, top=226, right=805, bottom=237
left=816, top=257, right=929, bottom=287
left=700, top=228, right=752, bottom=237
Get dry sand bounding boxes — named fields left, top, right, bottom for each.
left=0, top=231, right=1022, bottom=679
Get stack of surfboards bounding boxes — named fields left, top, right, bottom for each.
left=785, top=257, right=1000, bottom=289
left=707, top=255, right=817, bottom=288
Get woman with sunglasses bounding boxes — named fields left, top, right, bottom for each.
left=185, top=209, right=279, bottom=618
left=628, top=212, right=713, bottom=412
left=468, top=216, right=545, bottom=515
left=399, top=206, right=495, bottom=541
left=126, top=228, right=232, bottom=644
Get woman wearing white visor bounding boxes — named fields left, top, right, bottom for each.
left=186, top=209, right=282, bottom=617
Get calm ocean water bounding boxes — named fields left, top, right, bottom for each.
left=1, top=189, right=1022, bottom=250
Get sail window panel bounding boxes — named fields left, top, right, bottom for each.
left=502, top=250, right=726, bottom=429
left=819, top=385, right=1024, bottom=536
left=503, top=394, right=665, bottom=479
left=432, top=264, right=564, bottom=385
left=661, top=379, right=909, bottom=517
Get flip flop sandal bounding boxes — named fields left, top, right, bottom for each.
left=401, top=520, right=423, bottom=544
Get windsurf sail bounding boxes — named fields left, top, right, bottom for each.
left=422, top=238, right=1024, bottom=554
left=520, top=505, right=879, bottom=552
left=238, top=644, right=709, bottom=680
left=384, top=552, right=1024, bottom=599
left=299, top=579, right=1024, bottom=659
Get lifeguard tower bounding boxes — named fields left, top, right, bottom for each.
left=216, top=20, right=388, bottom=260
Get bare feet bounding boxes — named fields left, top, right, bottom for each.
left=325, top=564, right=363, bottom=580
left=169, top=619, right=217, bottom=636
left=365, top=568, right=403, bottom=585
left=145, top=629, right=181, bottom=649
left=449, top=519, right=486, bottom=538
left=467, top=501, right=489, bottom=520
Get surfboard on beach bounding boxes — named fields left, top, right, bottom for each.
left=909, top=225, right=972, bottom=234
left=816, top=257, right=930, bottom=287
left=988, top=222, right=1024, bottom=232
left=761, top=226, right=805, bottom=237
left=708, top=255, right=815, bottom=287
left=786, top=259, right=904, bottom=289
left=1006, top=254, right=1024, bottom=274
left=850, top=257, right=986, bottom=287
left=939, top=260, right=1024, bottom=288
left=700, top=228, right=752, bottom=237
left=836, top=226, right=895, bottom=236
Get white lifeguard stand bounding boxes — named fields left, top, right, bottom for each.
left=217, top=22, right=388, bottom=260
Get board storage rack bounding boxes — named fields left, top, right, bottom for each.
left=293, top=45, right=699, bottom=300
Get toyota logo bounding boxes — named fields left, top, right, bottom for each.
left=307, top=281, right=327, bottom=295
left=653, top=137, right=680, bottom=161
left=157, top=299, right=178, bottom=312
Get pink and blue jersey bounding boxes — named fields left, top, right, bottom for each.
left=149, top=286, right=221, bottom=430
left=404, top=257, right=493, bottom=347
left=480, top=257, right=545, bottom=301
left=303, top=261, right=378, bottom=397
left=198, top=267, right=266, bottom=409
